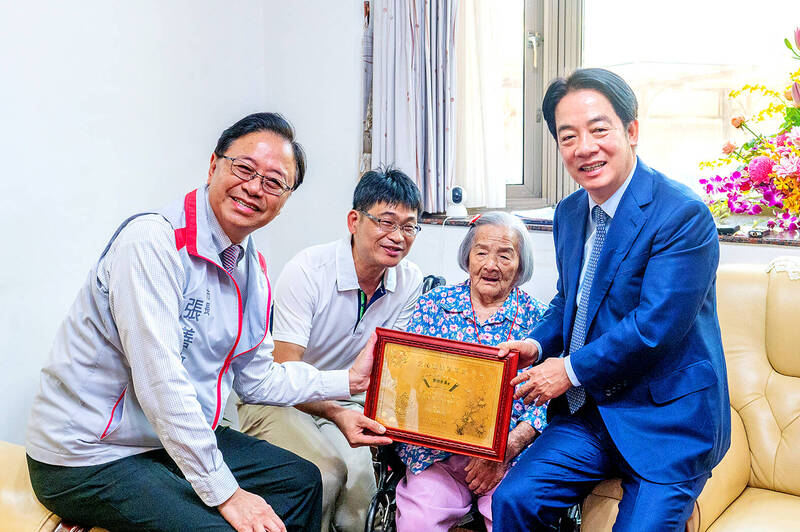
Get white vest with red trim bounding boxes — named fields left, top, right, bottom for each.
left=26, top=189, right=272, bottom=466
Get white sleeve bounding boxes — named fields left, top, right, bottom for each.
left=391, top=265, right=424, bottom=331
left=563, top=355, right=581, bottom=385
left=232, top=331, right=351, bottom=405
left=107, top=217, right=238, bottom=507
left=271, top=258, right=315, bottom=347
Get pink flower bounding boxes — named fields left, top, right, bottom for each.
left=774, top=153, right=800, bottom=179
left=792, top=82, right=800, bottom=108
left=722, top=142, right=737, bottom=155
left=795, top=27, right=800, bottom=50
left=762, top=186, right=784, bottom=208
left=747, top=156, right=775, bottom=185
left=787, top=126, right=800, bottom=148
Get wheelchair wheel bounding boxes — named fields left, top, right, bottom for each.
left=364, top=489, right=396, bottom=532
left=556, top=503, right=581, bottom=532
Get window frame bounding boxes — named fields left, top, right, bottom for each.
left=507, top=0, right=584, bottom=209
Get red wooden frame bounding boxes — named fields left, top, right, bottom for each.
left=364, top=327, right=518, bottom=462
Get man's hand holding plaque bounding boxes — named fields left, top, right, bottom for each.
left=348, top=331, right=379, bottom=395
left=328, top=331, right=392, bottom=447
left=497, top=339, right=571, bottom=406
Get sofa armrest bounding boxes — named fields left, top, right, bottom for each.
left=0, top=441, right=59, bottom=532
left=694, top=407, right=750, bottom=531
left=581, top=479, right=622, bottom=531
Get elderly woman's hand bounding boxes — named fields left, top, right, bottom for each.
left=496, top=339, right=539, bottom=367
left=464, top=457, right=508, bottom=495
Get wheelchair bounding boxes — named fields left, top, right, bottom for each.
left=364, top=444, right=580, bottom=532
left=363, top=274, right=580, bottom=532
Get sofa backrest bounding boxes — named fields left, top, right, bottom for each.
left=716, top=259, right=800, bottom=497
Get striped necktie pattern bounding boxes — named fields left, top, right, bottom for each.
left=220, top=245, right=242, bottom=275
left=565, top=205, right=608, bottom=414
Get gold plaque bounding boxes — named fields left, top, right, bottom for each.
left=365, top=327, right=519, bottom=461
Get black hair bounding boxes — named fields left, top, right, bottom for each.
left=214, top=112, right=307, bottom=190
left=542, top=68, right=638, bottom=140
left=352, top=166, right=422, bottom=215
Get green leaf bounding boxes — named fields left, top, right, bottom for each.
left=780, top=107, right=800, bottom=132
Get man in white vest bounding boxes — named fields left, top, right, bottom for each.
left=25, top=113, right=380, bottom=532
left=238, top=168, right=424, bottom=532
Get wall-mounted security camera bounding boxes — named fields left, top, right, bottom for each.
left=446, top=186, right=468, bottom=217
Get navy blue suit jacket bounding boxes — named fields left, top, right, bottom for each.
left=531, top=158, right=731, bottom=483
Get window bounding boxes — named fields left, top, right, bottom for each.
left=491, top=0, right=797, bottom=209
left=583, top=0, right=799, bottom=195
left=484, top=0, right=584, bottom=210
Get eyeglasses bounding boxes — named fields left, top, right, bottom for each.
left=220, top=156, right=293, bottom=196
left=359, top=210, right=421, bottom=237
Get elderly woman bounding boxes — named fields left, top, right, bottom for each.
left=394, top=211, right=548, bottom=532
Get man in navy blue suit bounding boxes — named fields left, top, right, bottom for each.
left=492, top=68, right=731, bottom=531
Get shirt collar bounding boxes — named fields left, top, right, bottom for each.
left=439, top=280, right=526, bottom=326
left=204, top=185, right=246, bottom=262
left=335, top=237, right=398, bottom=293
left=587, top=156, right=638, bottom=219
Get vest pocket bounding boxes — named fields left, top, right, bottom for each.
left=99, top=386, right=127, bottom=439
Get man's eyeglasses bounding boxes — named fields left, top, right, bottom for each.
left=360, top=210, right=421, bottom=237
left=220, top=156, right=293, bottom=197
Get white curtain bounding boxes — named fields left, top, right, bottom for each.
left=360, top=3, right=374, bottom=174
left=455, top=0, right=506, bottom=208
left=371, top=0, right=458, bottom=213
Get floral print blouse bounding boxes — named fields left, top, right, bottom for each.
left=395, top=280, right=548, bottom=474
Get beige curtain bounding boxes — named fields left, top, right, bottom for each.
left=371, top=0, right=458, bottom=213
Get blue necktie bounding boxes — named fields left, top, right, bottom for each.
left=566, top=205, right=608, bottom=414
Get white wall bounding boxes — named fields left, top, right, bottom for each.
left=256, top=2, right=365, bottom=273
left=0, top=1, right=364, bottom=445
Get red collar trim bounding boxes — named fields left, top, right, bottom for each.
left=173, top=189, right=198, bottom=251
left=229, top=252, right=271, bottom=363
left=172, top=190, right=272, bottom=429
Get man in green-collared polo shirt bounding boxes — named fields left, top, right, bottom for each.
left=238, top=167, right=424, bottom=532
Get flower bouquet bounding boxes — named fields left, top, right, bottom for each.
left=699, top=28, right=800, bottom=233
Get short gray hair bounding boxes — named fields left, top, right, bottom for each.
left=457, top=211, right=534, bottom=287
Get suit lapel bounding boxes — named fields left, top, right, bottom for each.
left=583, top=160, right=653, bottom=330
left=559, top=192, right=589, bottom=345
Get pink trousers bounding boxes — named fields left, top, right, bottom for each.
left=395, top=454, right=499, bottom=532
